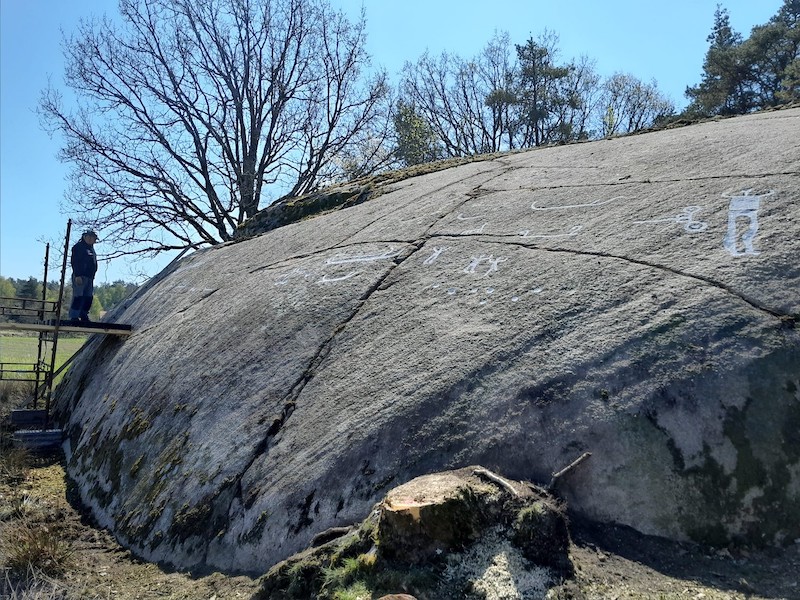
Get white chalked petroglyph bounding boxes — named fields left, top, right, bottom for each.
left=633, top=206, right=708, bottom=233
left=531, top=196, right=626, bottom=211
left=722, top=189, right=774, bottom=257
left=275, top=268, right=314, bottom=285
left=457, top=213, right=485, bottom=220
left=463, top=255, right=507, bottom=276
left=486, top=256, right=507, bottom=274
left=462, top=222, right=488, bottom=235
left=317, top=271, right=360, bottom=284
left=423, top=246, right=449, bottom=265
left=518, top=225, right=583, bottom=239
left=326, top=247, right=401, bottom=264
left=463, top=255, right=490, bottom=274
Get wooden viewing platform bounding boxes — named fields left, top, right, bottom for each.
left=0, top=220, right=135, bottom=451
left=1, top=317, right=132, bottom=450
left=0, top=320, right=133, bottom=336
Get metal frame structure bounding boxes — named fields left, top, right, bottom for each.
left=1, top=220, right=131, bottom=430
left=0, top=220, right=72, bottom=418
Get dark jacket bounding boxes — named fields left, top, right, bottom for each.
left=71, top=240, right=98, bottom=278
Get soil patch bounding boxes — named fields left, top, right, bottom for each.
left=1, top=454, right=798, bottom=599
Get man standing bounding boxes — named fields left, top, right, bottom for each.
left=69, top=230, right=99, bottom=324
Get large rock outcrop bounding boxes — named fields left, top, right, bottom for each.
left=55, top=108, right=800, bottom=574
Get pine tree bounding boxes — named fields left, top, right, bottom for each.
left=744, top=0, right=800, bottom=106
left=686, top=1, right=799, bottom=116
left=514, top=32, right=573, bottom=146
left=685, top=6, right=754, bottom=117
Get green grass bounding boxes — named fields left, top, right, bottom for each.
left=0, top=335, right=87, bottom=379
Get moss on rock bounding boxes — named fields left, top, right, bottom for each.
left=256, top=466, right=573, bottom=599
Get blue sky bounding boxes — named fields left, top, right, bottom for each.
left=0, top=0, right=783, bottom=283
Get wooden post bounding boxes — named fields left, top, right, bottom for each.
left=33, top=243, right=50, bottom=404
left=43, top=220, right=71, bottom=419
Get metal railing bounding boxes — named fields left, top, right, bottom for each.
left=0, top=221, right=72, bottom=416
left=0, top=297, right=59, bottom=317
left=0, top=361, right=41, bottom=380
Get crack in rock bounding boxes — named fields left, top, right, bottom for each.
left=432, top=232, right=793, bottom=322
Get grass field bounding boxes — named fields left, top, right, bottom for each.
left=0, top=334, right=87, bottom=378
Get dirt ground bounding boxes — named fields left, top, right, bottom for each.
left=1, top=454, right=799, bottom=600
left=564, top=519, right=800, bottom=600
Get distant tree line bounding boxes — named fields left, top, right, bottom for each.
left=393, top=29, right=674, bottom=164
left=0, top=276, right=137, bottom=322
left=39, top=0, right=799, bottom=263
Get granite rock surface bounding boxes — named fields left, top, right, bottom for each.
left=55, top=108, right=800, bottom=573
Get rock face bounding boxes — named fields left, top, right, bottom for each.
left=55, top=109, right=800, bottom=574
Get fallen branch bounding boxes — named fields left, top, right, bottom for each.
left=473, top=467, right=519, bottom=497
left=548, top=452, right=592, bottom=490
left=310, top=526, right=353, bottom=547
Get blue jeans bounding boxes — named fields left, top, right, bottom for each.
left=69, top=275, right=94, bottom=320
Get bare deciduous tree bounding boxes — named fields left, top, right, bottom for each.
left=40, top=0, right=388, bottom=257
left=399, top=32, right=518, bottom=158
left=399, top=31, right=607, bottom=155
left=600, top=73, right=675, bottom=136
